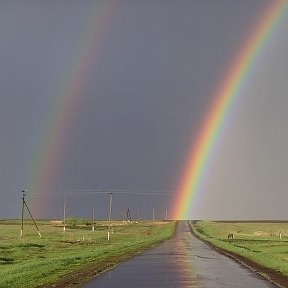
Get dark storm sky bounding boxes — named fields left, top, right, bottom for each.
left=0, top=0, right=287, bottom=220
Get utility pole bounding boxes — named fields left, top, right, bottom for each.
left=137, top=209, right=140, bottom=222
left=20, top=191, right=25, bottom=238
left=126, top=209, right=131, bottom=223
left=165, top=209, right=168, bottom=221
left=20, top=190, right=42, bottom=238
left=63, top=197, right=66, bottom=233
left=92, top=205, right=95, bottom=231
left=107, top=192, right=113, bottom=241
left=153, top=208, right=155, bottom=221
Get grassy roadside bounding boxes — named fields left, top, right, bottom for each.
left=0, top=220, right=176, bottom=288
left=191, top=220, right=288, bottom=285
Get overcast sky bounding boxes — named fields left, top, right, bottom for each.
left=0, top=0, right=288, bottom=220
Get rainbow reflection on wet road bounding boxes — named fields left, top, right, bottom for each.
left=83, top=222, right=277, bottom=288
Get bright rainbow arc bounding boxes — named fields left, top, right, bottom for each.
left=172, top=0, right=287, bottom=220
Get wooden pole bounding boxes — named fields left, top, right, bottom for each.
left=137, top=209, right=140, bottom=221
left=92, top=205, right=95, bottom=231
left=24, top=201, right=42, bottom=237
left=20, top=190, right=25, bottom=238
left=63, top=197, right=66, bottom=233
left=107, top=192, right=113, bottom=241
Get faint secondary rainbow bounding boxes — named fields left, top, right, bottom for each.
left=172, top=0, right=287, bottom=220
left=28, top=1, right=117, bottom=216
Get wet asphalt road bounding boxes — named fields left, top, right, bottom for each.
left=83, top=221, right=277, bottom=288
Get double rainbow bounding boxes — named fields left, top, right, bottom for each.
left=172, top=0, right=287, bottom=220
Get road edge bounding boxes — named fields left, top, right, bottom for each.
left=188, top=221, right=287, bottom=288
left=39, top=221, right=178, bottom=288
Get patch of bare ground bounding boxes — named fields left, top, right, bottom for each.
left=189, top=221, right=288, bottom=288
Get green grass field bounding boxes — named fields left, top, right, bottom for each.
left=192, top=221, right=288, bottom=277
left=0, top=219, right=175, bottom=288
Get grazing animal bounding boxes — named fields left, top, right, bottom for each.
left=227, top=233, right=234, bottom=240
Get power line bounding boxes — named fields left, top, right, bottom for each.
left=26, top=189, right=174, bottom=196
